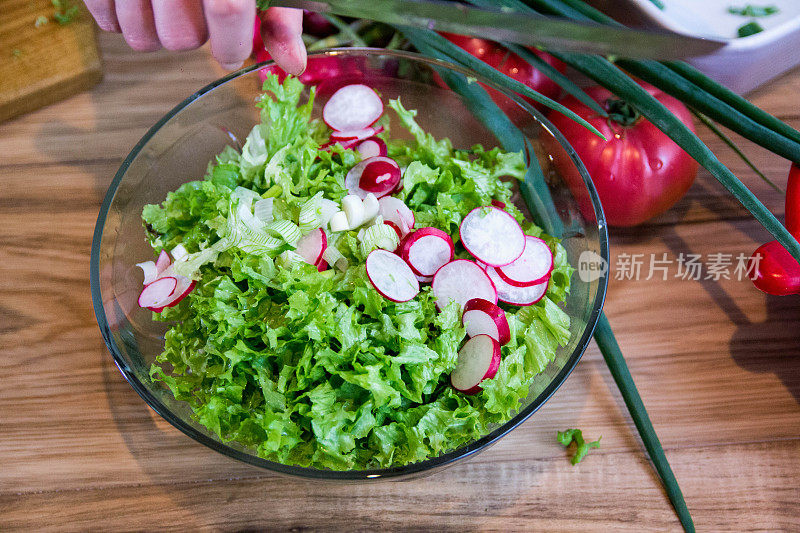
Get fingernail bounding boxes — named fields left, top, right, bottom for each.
left=221, top=61, right=244, bottom=71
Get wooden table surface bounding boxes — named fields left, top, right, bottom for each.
left=1, top=34, right=799, bottom=532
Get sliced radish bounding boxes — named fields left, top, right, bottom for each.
left=321, top=138, right=359, bottom=152
left=365, top=249, right=420, bottom=302
left=399, top=227, right=454, bottom=277
left=345, top=156, right=400, bottom=199
left=344, top=159, right=377, bottom=199
left=462, top=298, right=511, bottom=345
left=490, top=199, right=506, bottom=209
left=450, top=334, right=502, bottom=395
left=359, top=156, right=401, bottom=196
left=155, top=250, right=171, bottom=273
left=136, top=261, right=158, bottom=285
left=356, top=137, right=387, bottom=159
left=154, top=277, right=196, bottom=310
left=138, top=276, right=178, bottom=309
left=378, top=196, right=415, bottom=234
left=460, top=206, right=526, bottom=267
left=415, top=273, right=433, bottom=283
left=316, top=259, right=329, bottom=272
left=485, top=265, right=548, bottom=306
left=497, top=236, right=554, bottom=287
left=330, top=125, right=384, bottom=142
left=431, top=260, right=497, bottom=310
left=295, top=228, right=327, bottom=266
left=386, top=221, right=403, bottom=240
left=323, top=84, right=383, bottom=131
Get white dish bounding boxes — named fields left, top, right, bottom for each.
left=610, top=0, right=800, bottom=93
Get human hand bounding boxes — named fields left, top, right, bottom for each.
left=83, top=0, right=307, bottom=75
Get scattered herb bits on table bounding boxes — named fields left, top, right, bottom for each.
left=136, top=75, right=576, bottom=470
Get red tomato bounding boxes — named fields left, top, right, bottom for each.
left=439, top=33, right=566, bottom=114
left=545, top=83, right=699, bottom=227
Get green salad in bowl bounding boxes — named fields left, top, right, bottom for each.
left=91, top=49, right=608, bottom=479
left=133, top=74, right=574, bottom=471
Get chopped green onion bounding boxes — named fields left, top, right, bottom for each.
left=298, top=192, right=325, bottom=233
left=322, top=244, right=349, bottom=271
left=690, top=109, right=781, bottom=192
left=358, top=223, right=399, bottom=256
left=728, top=5, right=779, bottom=17
left=737, top=21, right=764, bottom=37
left=265, top=219, right=302, bottom=245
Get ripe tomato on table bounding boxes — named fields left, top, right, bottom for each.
left=439, top=33, right=565, bottom=118
left=546, top=83, right=699, bottom=227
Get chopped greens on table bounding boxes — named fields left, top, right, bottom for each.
left=135, top=75, right=575, bottom=470
left=556, top=428, right=601, bottom=465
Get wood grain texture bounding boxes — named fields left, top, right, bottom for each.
left=0, top=0, right=102, bottom=123
left=0, top=33, right=799, bottom=531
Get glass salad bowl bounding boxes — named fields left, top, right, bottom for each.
left=90, top=48, right=608, bottom=480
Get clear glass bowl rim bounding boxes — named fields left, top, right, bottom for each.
left=90, top=48, right=609, bottom=480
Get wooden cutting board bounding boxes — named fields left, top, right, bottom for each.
left=0, top=0, right=102, bottom=123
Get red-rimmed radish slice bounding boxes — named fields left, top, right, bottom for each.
left=356, top=137, right=387, bottom=159
left=296, top=228, right=328, bottom=266
left=463, top=298, right=511, bottom=345
left=386, top=221, right=402, bottom=239
left=330, top=125, right=384, bottom=142
left=497, top=236, right=554, bottom=287
left=316, top=259, right=329, bottom=272
left=323, top=84, right=383, bottom=131
left=345, top=157, right=399, bottom=199
left=138, top=276, right=177, bottom=309
left=155, top=250, right=171, bottom=273
left=460, top=206, right=525, bottom=267
left=136, top=261, right=158, bottom=285
left=359, top=157, right=400, bottom=196
left=432, top=260, right=497, bottom=310
left=415, top=273, right=433, bottom=283
left=399, top=227, right=454, bottom=277
left=320, top=137, right=359, bottom=152
left=490, top=199, right=506, bottom=208
left=156, top=277, right=196, bottom=310
left=366, top=249, right=420, bottom=302
left=485, top=265, right=548, bottom=306
left=450, top=334, right=501, bottom=394
left=378, top=196, right=414, bottom=234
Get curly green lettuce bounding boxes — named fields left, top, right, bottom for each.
left=144, top=74, right=575, bottom=470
